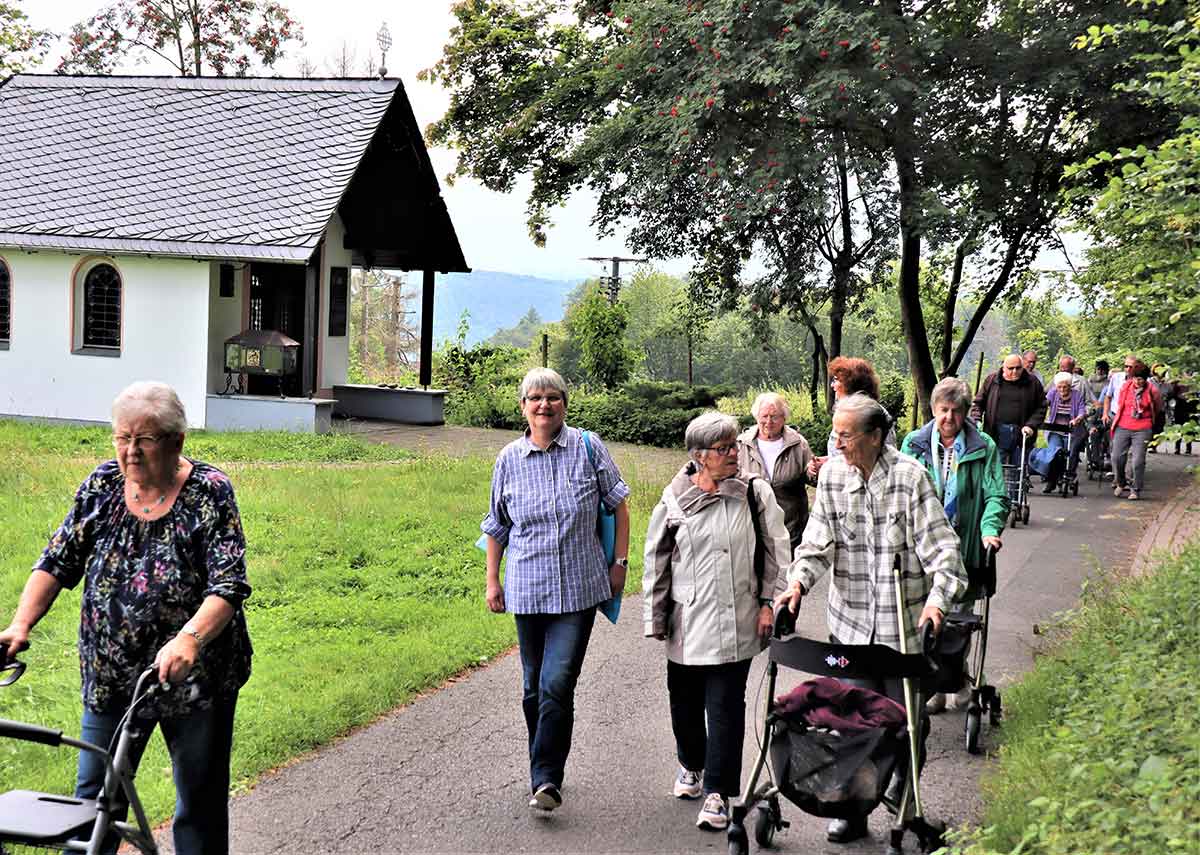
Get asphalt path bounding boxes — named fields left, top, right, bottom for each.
left=203, top=453, right=1194, bottom=855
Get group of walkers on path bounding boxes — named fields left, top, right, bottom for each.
left=0, top=353, right=1189, bottom=855
left=479, top=350, right=1192, bottom=846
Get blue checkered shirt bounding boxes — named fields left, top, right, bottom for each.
left=482, top=425, right=630, bottom=614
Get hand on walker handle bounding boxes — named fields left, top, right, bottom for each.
left=774, top=580, right=804, bottom=614
left=1021, top=426, right=1035, bottom=438
left=919, top=605, right=944, bottom=636
left=982, top=535, right=1002, bottom=552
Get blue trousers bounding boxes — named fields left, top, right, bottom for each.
left=76, top=694, right=238, bottom=855
left=667, top=658, right=753, bottom=797
left=514, top=608, right=596, bottom=792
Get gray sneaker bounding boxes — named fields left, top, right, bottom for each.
left=696, top=793, right=729, bottom=830
left=672, top=766, right=702, bottom=799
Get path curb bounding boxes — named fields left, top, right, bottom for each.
left=1132, top=464, right=1200, bottom=576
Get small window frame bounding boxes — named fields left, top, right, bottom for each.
left=0, top=255, right=11, bottom=351
left=71, top=257, right=123, bottom=358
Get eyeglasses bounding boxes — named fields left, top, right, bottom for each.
left=112, top=433, right=167, bottom=450
left=759, top=413, right=784, bottom=421
left=833, top=431, right=865, bottom=445
left=524, top=394, right=563, bottom=405
left=703, top=444, right=738, bottom=456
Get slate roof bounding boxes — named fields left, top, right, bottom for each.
left=0, top=75, right=466, bottom=267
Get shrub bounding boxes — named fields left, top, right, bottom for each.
left=946, top=542, right=1200, bottom=855
left=619, top=380, right=735, bottom=410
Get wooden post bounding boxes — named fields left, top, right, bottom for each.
left=541, top=333, right=549, bottom=367
left=420, top=270, right=435, bottom=388
left=974, top=350, right=985, bottom=395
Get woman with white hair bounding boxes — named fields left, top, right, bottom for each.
left=0, top=381, right=252, bottom=855
left=643, top=411, right=791, bottom=832
left=737, top=392, right=815, bottom=548
left=1029, top=371, right=1088, bottom=493
left=481, top=367, right=631, bottom=813
left=778, top=393, right=967, bottom=844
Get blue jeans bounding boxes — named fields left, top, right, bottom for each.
left=514, top=608, right=596, bottom=791
left=76, top=694, right=238, bottom=855
left=667, top=658, right=753, bottom=797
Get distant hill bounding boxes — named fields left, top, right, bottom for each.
left=427, top=270, right=583, bottom=346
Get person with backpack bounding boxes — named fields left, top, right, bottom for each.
left=480, top=368, right=631, bottom=814
left=643, top=411, right=791, bottom=833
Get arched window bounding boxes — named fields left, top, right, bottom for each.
left=0, top=257, right=10, bottom=348
left=73, top=259, right=122, bottom=355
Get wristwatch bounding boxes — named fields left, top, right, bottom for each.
left=614, top=557, right=629, bottom=569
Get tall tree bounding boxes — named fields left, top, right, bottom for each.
left=424, top=0, right=1181, bottom=413
left=1, top=0, right=50, bottom=75
left=57, top=0, right=301, bottom=77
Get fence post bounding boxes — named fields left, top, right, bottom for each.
left=974, top=350, right=985, bottom=395
left=541, top=333, right=549, bottom=367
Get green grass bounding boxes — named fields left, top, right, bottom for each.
left=947, top=542, right=1200, bottom=855
left=0, top=421, right=661, bottom=824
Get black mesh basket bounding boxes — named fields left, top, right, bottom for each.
left=769, top=718, right=906, bottom=819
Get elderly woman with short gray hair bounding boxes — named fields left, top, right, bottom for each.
left=900, top=378, right=1007, bottom=713
left=481, top=367, right=631, bottom=814
left=0, top=381, right=252, bottom=855
left=737, top=392, right=815, bottom=548
left=643, top=411, right=791, bottom=832
left=778, top=393, right=967, bottom=844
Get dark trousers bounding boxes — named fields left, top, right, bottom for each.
left=76, top=694, right=238, bottom=855
left=514, top=608, right=596, bottom=791
left=667, top=658, right=753, bottom=797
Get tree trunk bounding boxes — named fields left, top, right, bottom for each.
left=894, top=144, right=938, bottom=418
left=940, top=238, right=969, bottom=376
left=829, top=130, right=852, bottom=366
left=386, top=277, right=401, bottom=371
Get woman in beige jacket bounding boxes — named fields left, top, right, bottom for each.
left=643, top=412, right=792, bottom=833
left=737, top=392, right=816, bottom=548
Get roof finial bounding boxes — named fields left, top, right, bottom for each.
left=376, top=22, right=392, bottom=79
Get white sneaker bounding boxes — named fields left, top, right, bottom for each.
left=946, top=687, right=973, bottom=710
left=925, top=693, right=947, bottom=715
left=529, top=783, right=562, bottom=812
left=672, top=766, right=702, bottom=799
left=696, top=792, right=729, bottom=830
left=1114, top=484, right=1125, bottom=497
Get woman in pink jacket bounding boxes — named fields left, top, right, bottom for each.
left=1111, top=360, right=1163, bottom=500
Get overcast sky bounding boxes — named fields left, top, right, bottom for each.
left=29, top=0, right=654, bottom=281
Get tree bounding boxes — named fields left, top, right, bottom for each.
left=57, top=0, right=302, bottom=77
left=573, top=283, right=635, bottom=388
left=487, top=307, right=547, bottom=348
left=1, top=1, right=50, bottom=75
left=1068, top=1, right=1200, bottom=374
left=423, top=0, right=1182, bottom=414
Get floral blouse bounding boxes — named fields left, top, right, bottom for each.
left=35, top=459, right=253, bottom=719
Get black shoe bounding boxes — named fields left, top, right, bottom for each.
left=1042, top=481, right=1057, bottom=494
left=827, top=816, right=869, bottom=843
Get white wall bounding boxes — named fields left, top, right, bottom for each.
left=320, top=213, right=351, bottom=393
left=0, top=250, right=211, bottom=427
left=207, top=261, right=245, bottom=394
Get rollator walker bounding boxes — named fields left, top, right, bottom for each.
left=727, top=558, right=945, bottom=855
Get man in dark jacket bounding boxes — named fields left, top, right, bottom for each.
left=971, top=354, right=1047, bottom=466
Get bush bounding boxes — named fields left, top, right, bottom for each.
left=619, top=380, right=735, bottom=410
left=945, top=541, right=1200, bottom=855
left=570, top=390, right=705, bottom=447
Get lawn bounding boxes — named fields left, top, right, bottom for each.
left=0, top=421, right=663, bottom=824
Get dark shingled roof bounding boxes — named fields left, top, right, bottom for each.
left=0, top=74, right=468, bottom=271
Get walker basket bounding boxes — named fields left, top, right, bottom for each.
left=769, top=718, right=905, bottom=820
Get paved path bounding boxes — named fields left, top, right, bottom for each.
left=207, top=433, right=1197, bottom=854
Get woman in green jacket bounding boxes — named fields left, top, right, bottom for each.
left=901, top=377, right=1008, bottom=713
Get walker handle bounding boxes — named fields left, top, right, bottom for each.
left=0, top=643, right=26, bottom=687
left=773, top=603, right=797, bottom=639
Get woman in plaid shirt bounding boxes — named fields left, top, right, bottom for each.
left=777, top=393, right=967, bottom=844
